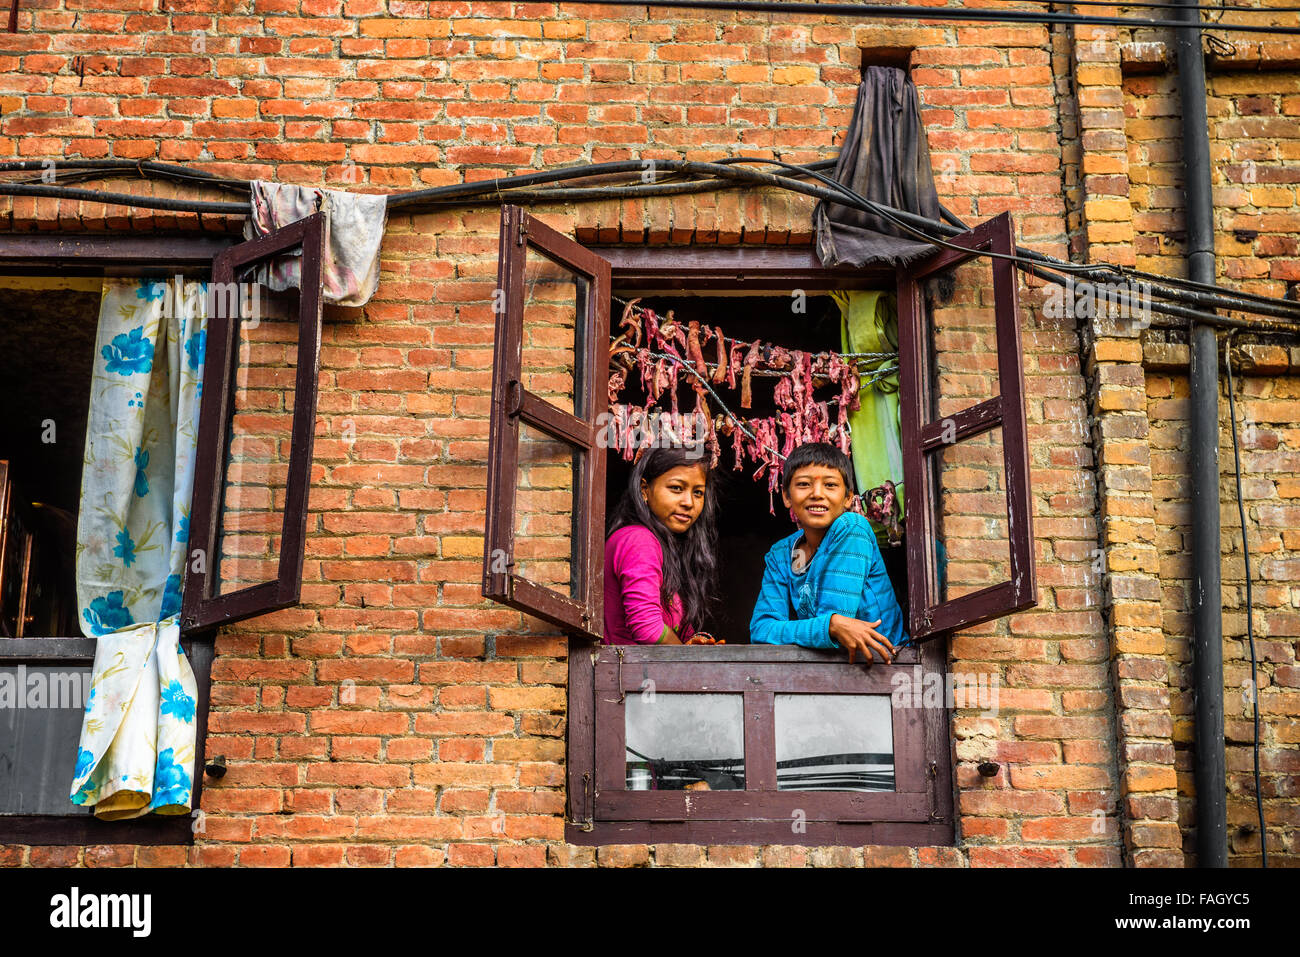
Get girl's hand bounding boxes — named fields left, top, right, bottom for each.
left=685, top=632, right=725, bottom=645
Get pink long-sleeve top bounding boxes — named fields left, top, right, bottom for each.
left=603, top=524, right=694, bottom=645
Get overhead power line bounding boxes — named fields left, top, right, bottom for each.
left=3, top=156, right=1300, bottom=334
left=977, top=0, right=1300, bottom=11
left=562, top=0, right=1300, bottom=35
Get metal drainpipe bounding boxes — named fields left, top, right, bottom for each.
left=1174, top=0, right=1229, bottom=867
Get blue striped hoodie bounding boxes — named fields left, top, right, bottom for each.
left=749, top=510, right=910, bottom=650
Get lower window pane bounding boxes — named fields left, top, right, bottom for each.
left=0, top=661, right=92, bottom=814
left=775, top=694, right=894, bottom=792
left=514, top=421, right=579, bottom=598
left=218, top=284, right=299, bottom=597
left=624, top=693, right=744, bottom=790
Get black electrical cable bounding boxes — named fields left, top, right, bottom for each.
left=568, top=0, right=1300, bottom=36
left=23, top=168, right=249, bottom=192
left=799, top=176, right=1300, bottom=324
left=417, top=151, right=1300, bottom=330
left=1224, top=332, right=1268, bottom=867
left=1116, top=266, right=1300, bottom=314
left=983, top=0, right=1300, bottom=9
left=16, top=155, right=1300, bottom=327
left=0, top=159, right=251, bottom=192
left=719, top=157, right=1300, bottom=324
left=404, top=152, right=1300, bottom=326
left=0, top=159, right=225, bottom=178
left=1023, top=262, right=1238, bottom=326
left=0, top=181, right=247, bottom=213
left=931, top=202, right=1300, bottom=320
left=6, top=153, right=1300, bottom=329
left=415, top=157, right=1300, bottom=327
left=387, top=157, right=835, bottom=208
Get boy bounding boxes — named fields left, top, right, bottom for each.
left=750, top=442, right=909, bottom=663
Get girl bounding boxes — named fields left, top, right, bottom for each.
left=604, top=445, right=720, bottom=645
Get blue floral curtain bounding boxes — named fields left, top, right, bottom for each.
left=70, top=278, right=207, bottom=820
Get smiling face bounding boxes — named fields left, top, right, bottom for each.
left=641, top=464, right=708, bottom=534
left=781, top=464, right=851, bottom=533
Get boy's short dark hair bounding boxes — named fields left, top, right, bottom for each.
left=781, top=442, right=854, bottom=492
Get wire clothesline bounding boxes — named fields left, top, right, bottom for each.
left=611, top=291, right=900, bottom=464
left=636, top=349, right=786, bottom=460
left=615, top=350, right=897, bottom=466
left=609, top=303, right=902, bottom=526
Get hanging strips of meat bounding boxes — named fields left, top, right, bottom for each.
left=712, top=326, right=728, bottom=384
left=740, top=340, right=762, bottom=409
left=773, top=373, right=793, bottom=410
left=816, top=401, right=831, bottom=446
left=649, top=357, right=666, bottom=407
left=836, top=395, right=851, bottom=455
left=686, top=321, right=707, bottom=378
left=778, top=412, right=796, bottom=459
left=612, top=299, right=880, bottom=505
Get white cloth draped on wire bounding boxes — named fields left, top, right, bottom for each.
left=70, top=278, right=207, bottom=820
left=244, top=180, right=388, bottom=306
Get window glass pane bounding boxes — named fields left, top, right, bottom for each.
left=775, top=694, right=893, bottom=792
left=923, top=256, right=1000, bottom=425
left=625, top=693, right=745, bottom=790
left=522, top=246, right=586, bottom=418
left=514, top=421, right=580, bottom=598
left=926, top=423, right=1011, bottom=605
left=216, top=283, right=299, bottom=596
left=0, top=661, right=92, bottom=814
left=1, top=508, right=32, bottom=637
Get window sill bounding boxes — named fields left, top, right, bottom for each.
left=0, top=635, right=215, bottom=842
left=0, top=637, right=98, bottom=659
left=569, top=638, right=953, bottom=848
left=0, top=813, right=196, bottom=846
left=592, top=643, right=922, bottom=665
left=566, top=819, right=953, bottom=847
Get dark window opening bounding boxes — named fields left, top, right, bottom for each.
left=603, top=291, right=909, bottom=643
left=0, top=282, right=102, bottom=638
left=0, top=222, right=324, bottom=841
left=858, top=47, right=914, bottom=75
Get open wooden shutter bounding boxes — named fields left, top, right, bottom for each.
left=897, top=211, right=1036, bottom=641
left=483, top=205, right=611, bottom=640
left=180, top=212, right=326, bottom=634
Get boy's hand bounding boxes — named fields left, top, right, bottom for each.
left=829, top=614, right=895, bottom=665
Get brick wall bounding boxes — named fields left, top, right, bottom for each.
left=1144, top=352, right=1300, bottom=867
left=1117, top=27, right=1300, bottom=866
left=0, top=5, right=1293, bottom=867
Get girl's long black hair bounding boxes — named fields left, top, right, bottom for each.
left=607, top=445, right=719, bottom=634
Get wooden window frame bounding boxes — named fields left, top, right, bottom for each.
left=0, top=226, right=321, bottom=843
left=483, top=206, right=611, bottom=639
left=180, top=212, right=327, bottom=632
left=567, top=642, right=952, bottom=847
left=486, top=212, right=1039, bottom=847
left=897, top=211, right=1037, bottom=641
left=562, top=246, right=948, bottom=846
